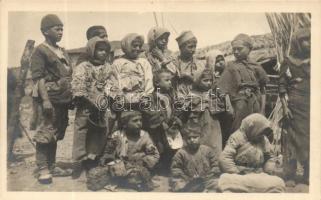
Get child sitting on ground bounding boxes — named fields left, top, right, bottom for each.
left=86, top=111, right=160, bottom=191
left=218, top=113, right=285, bottom=193
left=170, top=125, right=221, bottom=192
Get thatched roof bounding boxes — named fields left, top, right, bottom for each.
left=195, top=33, right=276, bottom=62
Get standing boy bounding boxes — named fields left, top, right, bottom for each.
left=217, top=33, right=269, bottom=134
left=30, top=14, right=73, bottom=183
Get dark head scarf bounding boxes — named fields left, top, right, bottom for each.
left=41, top=14, right=63, bottom=30
left=121, top=33, right=145, bottom=56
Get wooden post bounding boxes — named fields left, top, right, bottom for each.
left=17, top=40, right=35, bottom=96
left=7, top=40, right=36, bottom=158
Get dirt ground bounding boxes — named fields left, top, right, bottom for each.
left=7, top=96, right=308, bottom=193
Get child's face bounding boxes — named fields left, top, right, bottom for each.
left=180, top=40, right=197, bottom=58
left=252, top=128, right=272, bottom=143
left=215, top=56, right=226, bottom=70
left=94, top=42, right=109, bottom=62
left=155, top=34, right=169, bottom=50
left=232, top=40, right=251, bottom=61
left=44, top=25, right=63, bottom=43
left=127, top=39, right=143, bottom=59
left=251, top=134, right=264, bottom=143
left=186, top=133, right=201, bottom=150
left=198, top=77, right=213, bottom=90
left=126, top=115, right=142, bottom=134
left=157, top=72, right=172, bottom=92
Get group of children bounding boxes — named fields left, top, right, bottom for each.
left=27, top=13, right=310, bottom=192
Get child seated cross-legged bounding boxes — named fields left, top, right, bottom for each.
left=86, top=111, right=160, bottom=191
left=169, top=125, right=221, bottom=192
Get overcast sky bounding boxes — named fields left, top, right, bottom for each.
left=8, top=12, right=271, bottom=67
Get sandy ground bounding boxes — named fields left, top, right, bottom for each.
left=7, top=96, right=308, bottom=193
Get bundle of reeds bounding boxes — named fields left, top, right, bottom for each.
left=265, top=13, right=311, bottom=155
left=266, top=13, right=311, bottom=70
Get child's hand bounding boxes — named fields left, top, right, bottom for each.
left=152, top=48, right=165, bottom=61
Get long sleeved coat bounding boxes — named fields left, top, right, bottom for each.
left=219, top=113, right=271, bottom=174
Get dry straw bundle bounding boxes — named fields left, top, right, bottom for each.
left=265, top=13, right=311, bottom=155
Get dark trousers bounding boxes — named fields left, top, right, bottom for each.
left=36, top=142, right=57, bottom=169
left=52, top=104, right=69, bottom=141
left=72, top=106, right=107, bottom=162
left=217, top=112, right=233, bottom=148
left=35, top=103, right=69, bottom=169
left=230, top=96, right=260, bottom=133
